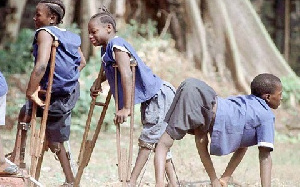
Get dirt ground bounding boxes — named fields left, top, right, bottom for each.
left=1, top=123, right=300, bottom=187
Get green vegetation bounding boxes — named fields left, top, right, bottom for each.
left=0, top=29, right=34, bottom=74
left=2, top=20, right=299, bottom=133
left=281, top=75, right=300, bottom=108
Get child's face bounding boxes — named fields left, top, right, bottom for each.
left=33, top=3, right=53, bottom=29
left=88, top=19, right=111, bottom=47
left=265, top=83, right=282, bottom=109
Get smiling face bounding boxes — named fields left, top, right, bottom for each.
left=33, top=3, right=54, bottom=29
left=264, top=83, right=283, bottom=109
left=88, top=18, right=112, bottom=47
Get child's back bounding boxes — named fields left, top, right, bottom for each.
left=211, top=94, right=275, bottom=156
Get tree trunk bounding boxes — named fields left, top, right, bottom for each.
left=2, top=0, right=28, bottom=43
left=61, top=0, right=76, bottom=27
left=185, top=0, right=210, bottom=76
left=185, top=0, right=297, bottom=93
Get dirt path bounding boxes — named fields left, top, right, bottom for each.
left=2, top=125, right=300, bottom=186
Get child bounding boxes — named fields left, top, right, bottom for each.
left=10, top=0, right=86, bottom=186
left=154, top=73, right=282, bottom=187
left=0, top=71, right=18, bottom=175
left=88, top=8, right=178, bottom=186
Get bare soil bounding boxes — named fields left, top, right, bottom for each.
left=1, top=123, right=300, bottom=187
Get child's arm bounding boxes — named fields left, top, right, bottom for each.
left=78, top=47, right=86, bottom=72
left=194, top=128, right=221, bottom=186
left=219, top=147, right=247, bottom=186
left=26, top=30, right=53, bottom=107
left=113, top=48, right=132, bottom=125
left=259, top=147, right=272, bottom=187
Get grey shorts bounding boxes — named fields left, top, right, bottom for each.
left=165, top=78, right=217, bottom=140
left=139, top=81, right=175, bottom=144
left=24, top=82, right=80, bottom=143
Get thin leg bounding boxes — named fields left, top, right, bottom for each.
left=130, top=147, right=151, bottom=186
left=57, top=143, right=74, bottom=183
left=165, top=159, right=178, bottom=186
left=154, top=132, right=174, bottom=187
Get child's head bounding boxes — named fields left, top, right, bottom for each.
left=251, top=73, right=282, bottom=109
left=34, top=0, right=65, bottom=29
left=88, top=7, right=117, bottom=47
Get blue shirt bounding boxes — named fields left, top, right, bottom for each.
left=101, top=36, right=162, bottom=109
left=33, top=26, right=81, bottom=95
left=0, top=71, right=8, bottom=97
left=210, top=95, right=275, bottom=156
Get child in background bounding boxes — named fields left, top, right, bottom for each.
left=10, top=0, right=86, bottom=186
left=0, top=71, right=18, bottom=175
left=154, top=73, right=282, bottom=187
left=88, top=8, right=178, bottom=186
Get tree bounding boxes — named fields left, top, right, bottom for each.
left=1, top=0, right=28, bottom=44
left=1, top=0, right=298, bottom=93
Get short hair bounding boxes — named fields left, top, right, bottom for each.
left=251, top=73, right=281, bottom=97
left=40, top=0, right=65, bottom=24
left=90, top=6, right=117, bottom=32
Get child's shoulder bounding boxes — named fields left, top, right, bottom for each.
left=109, top=36, right=125, bottom=43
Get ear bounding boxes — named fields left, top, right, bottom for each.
left=106, top=23, right=113, bottom=33
left=261, top=93, right=271, bottom=102
left=50, top=14, right=57, bottom=24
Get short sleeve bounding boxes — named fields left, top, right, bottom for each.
left=112, top=45, right=130, bottom=60
left=256, top=118, right=275, bottom=151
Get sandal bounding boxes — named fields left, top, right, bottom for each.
left=0, top=162, right=18, bottom=175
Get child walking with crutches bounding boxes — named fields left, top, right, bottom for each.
left=10, top=0, right=86, bottom=186
left=88, top=7, right=178, bottom=187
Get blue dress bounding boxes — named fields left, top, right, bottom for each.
left=0, top=71, right=8, bottom=97
left=101, top=36, right=162, bottom=109
left=32, top=26, right=82, bottom=96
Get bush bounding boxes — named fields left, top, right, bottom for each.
left=0, top=29, right=34, bottom=73
left=281, top=75, right=300, bottom=107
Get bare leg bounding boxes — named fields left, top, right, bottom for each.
left=0, top=135, right=18, bottom=174
left=154, top=132, right=174, bottom=187
left=10, top=106, right=30, bottom=166
left=194, top=128, right=220, bottom=187
left=56, top=143, right=74, bottom=183
left=165, top=158, right=178, bottom=187
left=219, top=147, right=247, bottom=186
left=0, top=136, right=6, bottom=164
left=130, top=147, right=151, bottom=186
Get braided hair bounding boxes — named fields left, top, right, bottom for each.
left=90, top=6, right=117, bottom=32
left=251, top=73, right=281, bottom=97
left=39, top=0, right=65, bottom=24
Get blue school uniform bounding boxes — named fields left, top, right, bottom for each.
left=32, top=26, right=81, bottom=96
left=30, top=26, right=81, bottom=142
left=210, top=95, right=275, bottom=156
left=101, top=36, right=162, bottom=109
left=0, top=71, right=8, bottom=97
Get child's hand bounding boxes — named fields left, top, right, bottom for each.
left=90, top=81, right=102, bottom=98
left=26, top=86, right=45, bottom=107
left=211, top=179, right=222, bottom=187
left=219, top=176, right=230, bottom=187
left=114, top=108, right=131, bottom=125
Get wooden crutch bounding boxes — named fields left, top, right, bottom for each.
left=113, top=61, right=137, bottom=185
left=74, top=65, right=112, bottom=186
left=29, top=40, right=59, bottom=185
